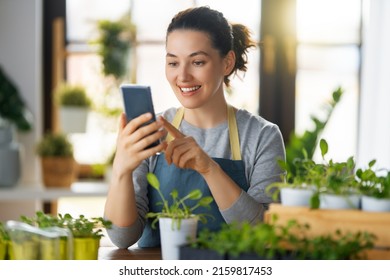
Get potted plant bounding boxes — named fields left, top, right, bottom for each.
left=266, top=156, right=321, bottom=208
left=357, top=161, right=390, bottom=212
left=316, top=139, right=360, bottom=209
left=0, top=222, right=10, bottom=260
left=20, top=211, right=72, bottom=260
left=55, top=83, right=92, bottom=134
left=59, top=213, right=112, bottom=260
left=0, top=66, right=33, bottom=187
left=146, top=172, right=214, bottom=260
left=36, top=133, right=76, bottom=188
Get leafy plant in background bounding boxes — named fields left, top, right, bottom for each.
left=95, top=15, right=136, bottom=82
left=357, top=161, right=390, bottom=199
left=284, top=87, right=343, bottom=180
left=55, top=83, right=91, bottom=108
left=35, top=133, right=73, bottom=157
left=146, top=172, right=214, bottom=230
left=0, top=66, right=32, bottom=131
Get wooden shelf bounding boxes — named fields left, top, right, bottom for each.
left=264, top=204, right=390, bottom=259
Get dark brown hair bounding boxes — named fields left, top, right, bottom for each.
left=167, top=6, right=256, bottom=87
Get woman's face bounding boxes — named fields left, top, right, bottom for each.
left=165, top=30, right=233, bottom=109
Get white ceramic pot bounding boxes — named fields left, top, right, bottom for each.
left=361, top=195, right=390, bottom=212
left=60, top=107, right=89, bottom=134
left=159, top=217, right=198, bottom=260
left=320, top=193, right=361, bottom=209
left=280, top=187, right=314, bottom=207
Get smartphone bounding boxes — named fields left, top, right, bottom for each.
left=120, top=84, right=160, bottom=148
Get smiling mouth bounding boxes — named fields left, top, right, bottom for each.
left=180, top=85, right=201, bottom=93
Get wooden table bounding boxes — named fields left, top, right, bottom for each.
left=98, top=246, right=162, bottom=260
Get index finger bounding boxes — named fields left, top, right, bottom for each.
left=159, top=116, right=185, bottom=141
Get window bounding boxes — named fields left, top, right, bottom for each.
left=296, top=0, right=362, bottom=161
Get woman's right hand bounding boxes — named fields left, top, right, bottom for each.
left=112, top=112, right=167, bottom=178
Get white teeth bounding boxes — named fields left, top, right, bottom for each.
left=180, top=86, right=200, bottom=92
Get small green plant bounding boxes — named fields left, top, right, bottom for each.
left=317, top=139, right=358, bottom=196
left=357, top=162, right=390, bottom=199
left=189, top=215, right=376, bottom=260
left=146, top=172, right=214, bottom=230
left=36, top=133, right=73, bottom=157
left=56, top=83, right=91, bottom=107
left=58, top=213, right=112, bottom=239
left=285, top=87, right=343, bottom=179
left=20, top=211, right=63, bottom=228
left=297, top=230, right=376, bottom=260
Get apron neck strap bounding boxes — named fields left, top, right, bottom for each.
left=166, top=105, right=241, bottom=160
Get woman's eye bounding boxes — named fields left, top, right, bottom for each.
left=167, top=61, right=178, bottom=67
left=193, top=61, right=205, bottom=66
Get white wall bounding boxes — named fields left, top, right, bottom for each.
left=0, top=0, right=43, bottom=184
left=0, top=0, right=43, bottom=220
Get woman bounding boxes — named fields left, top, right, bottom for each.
left=104, top=6, right=285, bottom=248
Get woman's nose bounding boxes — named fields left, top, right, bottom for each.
left=178, top=65, right=192, bottom=82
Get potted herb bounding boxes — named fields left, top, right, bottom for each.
left=36, top=133, right=76, bottom=187
left=0, top=222, right=10, bottom=260
left=146, top=172, right=213, bottom=260
left=266, top=156, right=321, bottom=208
left=55, top=83, right=92, bottom=134
left=317, top=139, right=360, bottom=209
left=0, top=66, right=33, bottom=187
left=59, top=213, right=112, bottom=260
left=357, top=161, right=390, bottom=212
left=5, top=221, right=40, bottom=260
left=20, top=211, right=72, bottom=260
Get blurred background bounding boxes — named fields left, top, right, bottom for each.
left=0, top=0, right=389, bottom=221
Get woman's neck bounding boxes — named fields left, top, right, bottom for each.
left=183, top=97, right=228, bottom=129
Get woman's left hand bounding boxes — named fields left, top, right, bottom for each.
left=160, top=116, right=217, bottom=175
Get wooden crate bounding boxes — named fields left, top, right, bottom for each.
left=264, top=204, right=390, bottom=259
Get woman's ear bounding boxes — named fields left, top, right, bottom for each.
left=223, top=50, right=236, bottom=75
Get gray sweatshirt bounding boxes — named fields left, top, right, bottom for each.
left=107, top=107, right=286, bottom=248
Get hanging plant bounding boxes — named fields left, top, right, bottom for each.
left=95, top=15, right=136, bottom=81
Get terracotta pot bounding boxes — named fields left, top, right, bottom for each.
left=40, top=157, right=76, bottom=188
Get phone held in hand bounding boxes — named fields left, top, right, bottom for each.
left=120, top=84, right=160, bottom=149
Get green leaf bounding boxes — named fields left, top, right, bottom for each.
left=147, top=173, right=160, bottom=190
left=198, top=196, right=214, bottom=207
left=320, top=139, right=328, bottom=159
left=187, top=189, right=202, bottom=200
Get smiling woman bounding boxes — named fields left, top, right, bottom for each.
left=103, top=6, right=285, bottom=250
